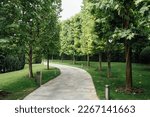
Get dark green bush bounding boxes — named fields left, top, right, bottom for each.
left=0, top=47, right=25, bottom=73
left=140, top=46, right=150, bottom=64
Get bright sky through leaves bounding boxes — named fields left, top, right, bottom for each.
left=60, top=0, right=83, bottom=20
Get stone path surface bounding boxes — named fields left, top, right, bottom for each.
left=24, top=63, right=98, bottom=100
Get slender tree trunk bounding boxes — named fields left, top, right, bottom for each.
left=29, top=45, right=33, bottom=78
left=47, top=54, right=50, bottom=70
left=51, top=50, right=54, bottom=61
left=51, top=55, right=53, bottom=61
left=87, top=54, right=90, bottom=67
left=125, top=41, right=132, bottom=91
left=124, top=9, right=133, bottom=91
left=107, top=51, right=111, bottom=78
left=61, top=54, right=63, bottom=63
left=72, top=54, right=76, bottom=64
left=3, top=66, right=6, bottom=73
left=99, top=52, right=102, bottom=71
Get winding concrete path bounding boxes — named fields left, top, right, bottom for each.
left=24, top=63, right=98, bottom=100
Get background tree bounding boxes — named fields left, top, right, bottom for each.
left=18, top=0, right=43, bottom=78
left=39, top=0, right=61, bottom=69
left=112, top=0, right=149, bottom=91
left=88, top=0, right=116, bottom=76
left=59, top=21, right=68, bottom=62
left=0, top=0, right=25, bottom=73
left=72, top=13, right=83, bottom=64
left=81, top=0, right=97, bottom=66
left=60, top=20, right=73, bottom=61
left=86, top=0, right=149, bottom=90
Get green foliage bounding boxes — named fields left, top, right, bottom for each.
left=140, top=46, right=150, bottom=64
left=0, top=42, right=25, bottom=73
left=86, top=0, right=150, bottom=88
left=0, top=0, right=20, bottom=39
left=25, top=53, right=42, bottom=64
left=39, top=0, right=61, bottom=60
left=60, top=13, right=82, bottom=57
left=60, top=1, right=98, bottom=60
left=80, top=1, right=97, bottom=55
left=0, top=0, right=25, bottom=73
left=0, top=0, right=62, bottom=75
left=32, top=54, right=42, bottom=64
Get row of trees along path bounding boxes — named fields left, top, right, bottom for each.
left=59, top=0, right=149, bottom=91
left=0, top=0, right=61, bottom=77
left=0, top=0, right=149, bottom=93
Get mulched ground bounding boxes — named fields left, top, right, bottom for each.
left=115, top=87, right=144, bottom=94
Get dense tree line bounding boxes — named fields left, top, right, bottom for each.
left=88, top=0, right=150, bottom=91
left=60, top=13, right=83, bottom=64
left=0, top=41, right=25, bottom=73
left=60, top=0, right=150, bottom=91
left=0, top=0, right=25, bottom=73
left=1, top=0, right=149, bottom=91
left=0, top=0, right=61, bottom=77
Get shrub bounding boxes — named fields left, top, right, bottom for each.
left=140, top=46, right=150, bottom=64
left=0, top=47, right=25, bottom=73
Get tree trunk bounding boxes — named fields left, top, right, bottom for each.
left=124, top=9, right=133, bottom=91
left=51, top=50, right=54, bottom=61
left=99, top=52, right=102, bottom=71
left=29, top=45, right=33, bottom=78
left=87, top=54, right=90, bottom=67
left=47, top=54, right=50, bottom=70
left=125, top=41, right=132, bottom=91
left=61, top=54, right=63, bottom=63
left=72, top=54, right=76, bottom=64
left=51, top=55, right=53, bottom=61
left=107, top=52, right=111, bottom=78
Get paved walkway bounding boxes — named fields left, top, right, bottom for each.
left=24, top=63, right=98, bottom=100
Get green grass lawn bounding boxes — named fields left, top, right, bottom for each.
left=51, top=60, right=150, bottom=100
left=0, top=64, right=60, bottom=100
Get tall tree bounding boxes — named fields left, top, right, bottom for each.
left=39, top=0, right=61, bottom=69
left=88, top=0, right=149, bottom=89
left=72, top=13, right=82, bottom=64
left=0, top=0, right=25, bottom=73
left=19, top=0, right=43, bottom=78
left=88, top=0, right=115, bottom=76
left=81, top=0, right=97, bottom=66
left=102, top=0, right=149, bottom=90
left=112, top=0, right=149, bottom=90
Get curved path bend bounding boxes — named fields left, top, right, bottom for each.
left=24, top=63, right=98, bottom=100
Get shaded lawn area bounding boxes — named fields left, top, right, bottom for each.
left=51, top=60, right=150, bottom=100
left=0, top=64, right=60, bottom=100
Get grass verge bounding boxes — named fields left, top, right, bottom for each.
left=51, top=60, right=150, bottom=100
left=0, top=64, right=60, bottom=100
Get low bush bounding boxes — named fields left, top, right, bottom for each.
left=140, top=46, right=150, bottom=64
